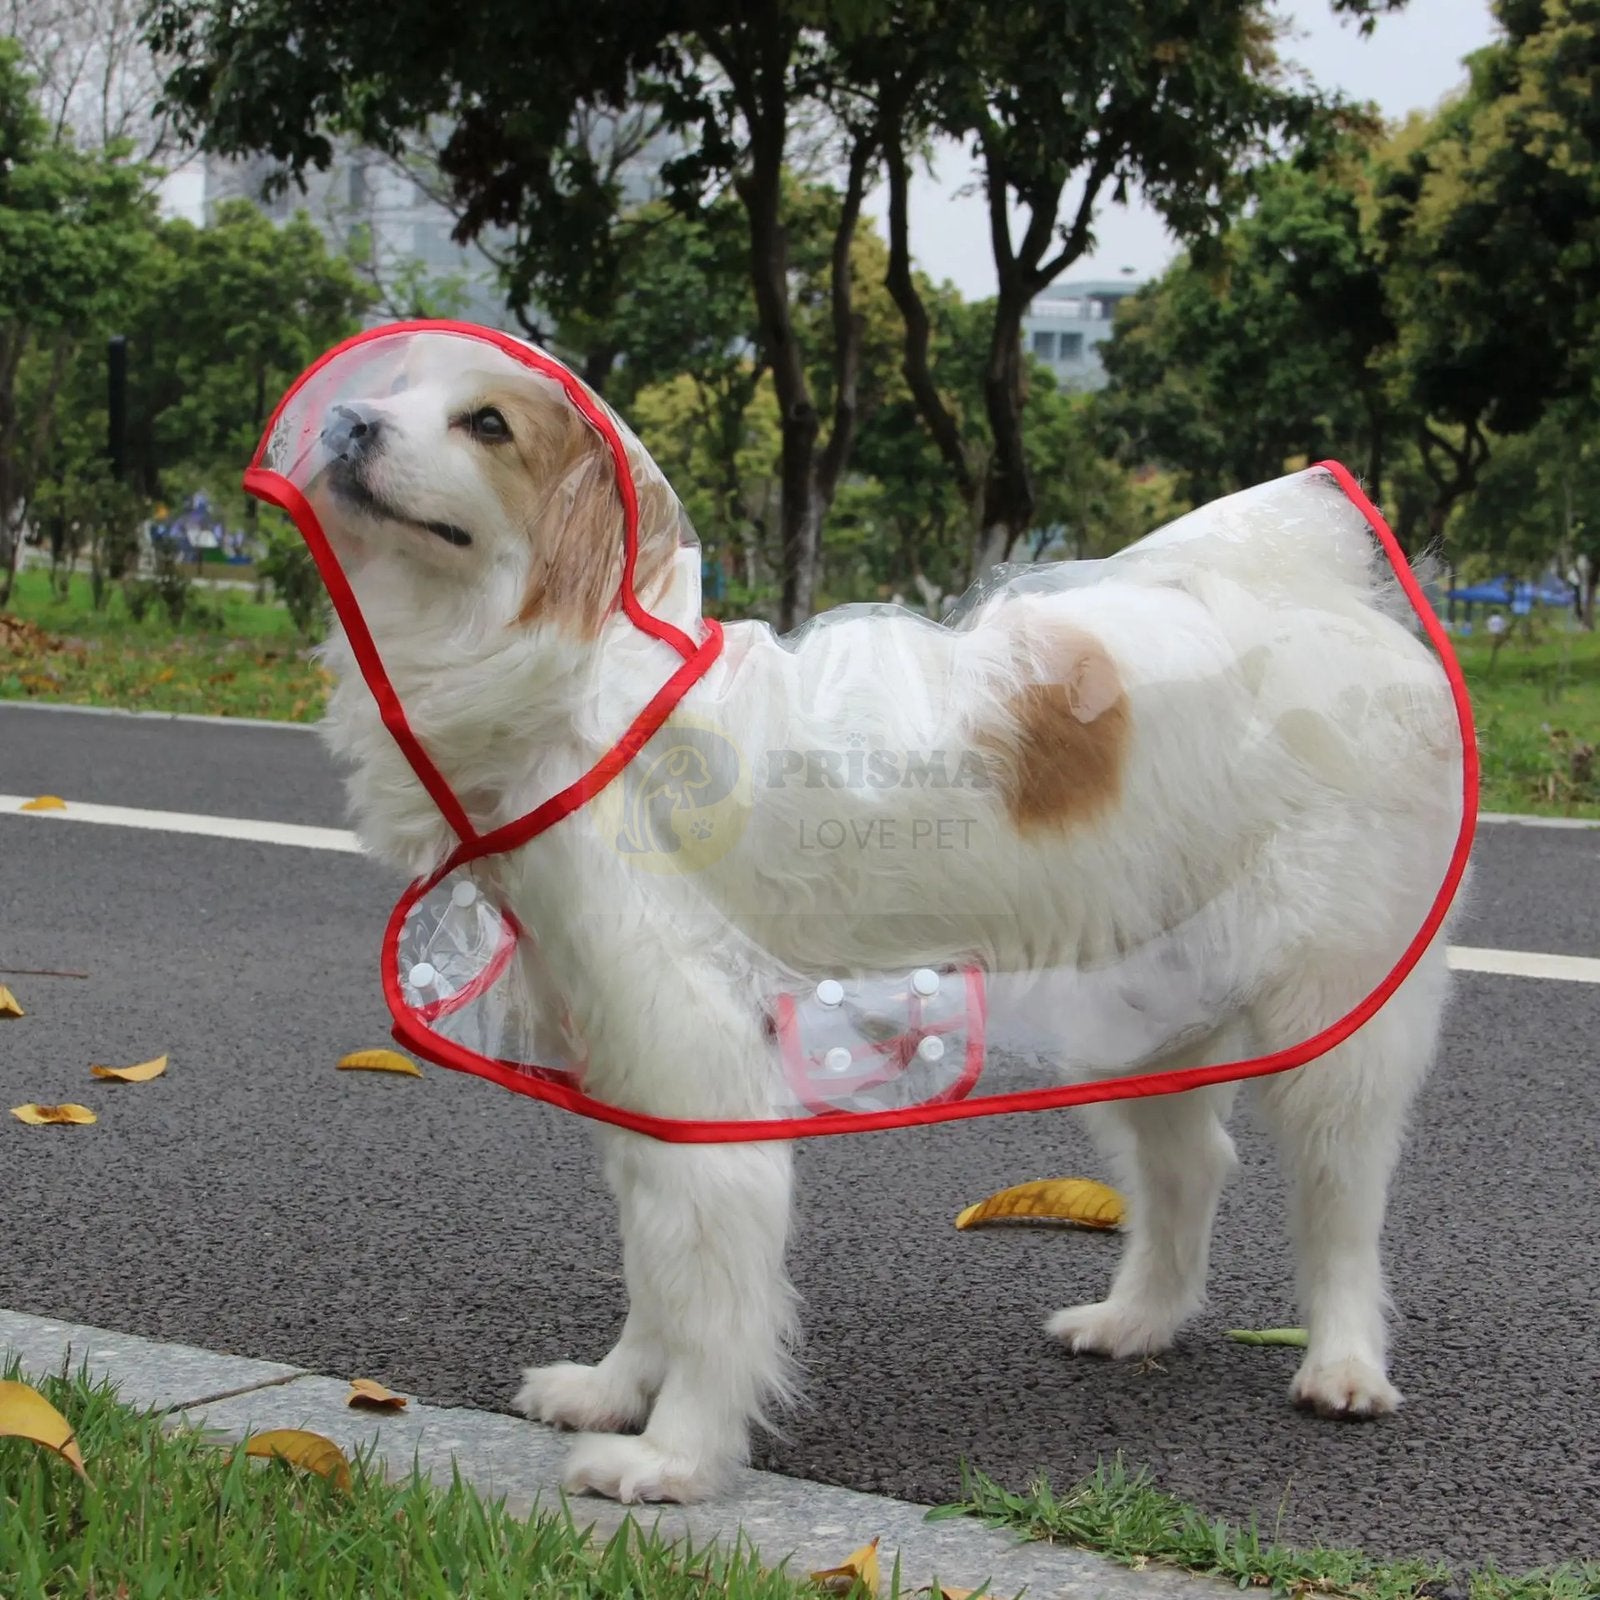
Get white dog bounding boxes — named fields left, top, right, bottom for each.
left=292, top=331, right=1466, bottom=1505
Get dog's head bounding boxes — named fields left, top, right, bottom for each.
left=301, top=333, right=688, bottom=639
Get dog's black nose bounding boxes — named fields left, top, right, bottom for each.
left=322, top=403, right=383, bottom=462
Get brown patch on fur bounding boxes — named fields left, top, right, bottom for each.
left=461, top=377, right=678, bottom=637
left=975, top=618, right=1131, bottom=833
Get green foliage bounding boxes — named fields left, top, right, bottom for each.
left=1099, top=141, right=1397, bottom=502
left=121, top=200, right=373, bottom=498
left=0, top=38, right=156, bottom=603
left=257, top=517, right=328, bottom=639
left=1369, top=1, right=1600, bottom=443
left=0, top=1359, right=832, bottom=1599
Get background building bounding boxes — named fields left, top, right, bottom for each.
left=197, top=147, right=513, bottom=327
left=1020, top=274, right=1143, bottom=391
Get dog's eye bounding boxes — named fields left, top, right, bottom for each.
left=469, top=406, right=511, bottom=443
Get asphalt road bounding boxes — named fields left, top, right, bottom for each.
left=1, top=701, right=1597, bottom=1575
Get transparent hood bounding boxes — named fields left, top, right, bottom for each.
left=251, top=322, right=703, bottom=654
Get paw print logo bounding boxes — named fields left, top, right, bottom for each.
left=595, top=714, right=750, bottom=875
left=846, top=731, right=869, bottom=749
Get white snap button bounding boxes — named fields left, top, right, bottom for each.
left=911, top=968, right=940, bottom=997
left=815, top=979, right=845, bottom=1008
left=408, top=962, right=437, bottom=989
left=916, top=1035, right=946, bottom=1063
left=451, top=881, right=478, bottom=908
left=823, top=1046, right=853, bottom=1074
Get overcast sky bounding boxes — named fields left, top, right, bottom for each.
left=861, top=0, right=1500, bottom=301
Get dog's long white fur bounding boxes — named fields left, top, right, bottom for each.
left=305, top=338, right=1464, bottom=1504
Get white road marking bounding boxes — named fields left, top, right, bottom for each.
left=1447, top=946, right=1600, bottom=984
left=5, top=795, right=1597, bottom=982
left=0, top=794, right=361, bottom=854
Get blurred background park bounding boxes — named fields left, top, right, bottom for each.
left=0, top=0, right=1594, bottom=813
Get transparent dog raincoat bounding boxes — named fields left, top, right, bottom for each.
left=247, top=321, right=1477, bottom=1142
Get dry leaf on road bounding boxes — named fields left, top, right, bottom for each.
left=337, top=1049, right=422, bottom=1078
left=0, top=986, right=24, bottom=1018
left=243, top=1429, right=352, bottom=1490
left=90, top=1054, right=169, bottom=1084
left=1226, top=1328, right=1308, bottom=1347
left=955, top=1177, right=1124, bottom=1232
left=19, top=796, right=67, bottom=812
left=810, top=1537, right=881, bottom=1595
left=346, top=1378, right=408, bottom=1411
left=11, top=1104, right=97, bottom=1126
left=0, top=1378, right=89, bottom=1479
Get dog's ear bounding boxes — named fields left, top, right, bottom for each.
left=516, top=419, right=625, bottom=637
left=517, top=418, right=680, bottom=639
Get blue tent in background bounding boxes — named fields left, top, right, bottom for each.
left=1446, top=576, right=1574, bottom=611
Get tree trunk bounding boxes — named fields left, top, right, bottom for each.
left=581, top=344, right=618, bottom=397
left=975, top=286, right=1036, bottom=574
left=727, top=28, right=821, bottom=632
left=881, top=112, right=977, bottom=503
left=1362, top=392, right=1386, bottom=510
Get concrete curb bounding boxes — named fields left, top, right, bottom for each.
left=1477, top=810, right=1600, bottom=830
left=2, top=1307, right=1216, bottom=1599
left=0, top=699, right=316, bottom=732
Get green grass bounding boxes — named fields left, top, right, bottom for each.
left=0, top=1361, right=840, bottom=1600
left=1451, top=624, right=1600, bottom=817
left=934, top=1460, right=1600, bottom=1600
left=0, top=567, right=328, bottom=722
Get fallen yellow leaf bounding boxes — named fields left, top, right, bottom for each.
left=90, top=1054, right=169, bottom=1084
left=19, top=796, right=66, bottom=812
left=11, top=1103, right=97, bottom=1126
left=0, top=985, right=23, bottom=1019
left=243, top=1429, right=352, bottom=1490
left=336, top=1049, right=422, bottom=1078
left=810, top=1537, right=881, bottom=1595
left=0, top=1378, right=89, bottom=1478
left=955, top=1177, right=1124, bottom=1232
left=346, top=1378, right=408, bottom=1411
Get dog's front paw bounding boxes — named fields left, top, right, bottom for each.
left=513, top=1362, right=651, bottom=1433
left=1046, top=1299, right=1179, bottom=1359
left=563, top=1433, right=726, bottom=1504
left=1291, top=1355, right=1401, bottom=1419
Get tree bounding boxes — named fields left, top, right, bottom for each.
left=16, top=193, right=371, bottom=613
left=146, top=0, right=888, bottom=628
left=1096, top=139, right=1399, bottom=506
left=0, top=40, right=155, bottom=603
left=119, top=200, right=373, bottom=502
left=621, top=183, right=912, bottom=615
left=857, top=0, right=1407, bottom=572
left=5, top=0, right=172, bottom=160
left=1362, top=0, right=1600, bottom=538
left=1449, top=404, right=1600, bottom=626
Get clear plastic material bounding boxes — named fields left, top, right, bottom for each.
left=249, top=323, right=1474, bottom=1140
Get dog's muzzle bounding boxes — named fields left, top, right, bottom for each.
left=321, top=403, right=384, bottom=464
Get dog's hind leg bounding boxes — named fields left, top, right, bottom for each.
left=561, top=1132, right=797, bottom=1503
left=1247, top=939, right=1448, bottom=1418
left=1048, top=1071, right=1240, bottom=1359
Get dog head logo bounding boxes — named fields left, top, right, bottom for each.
left=594, top=714, right=750, bottom=875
